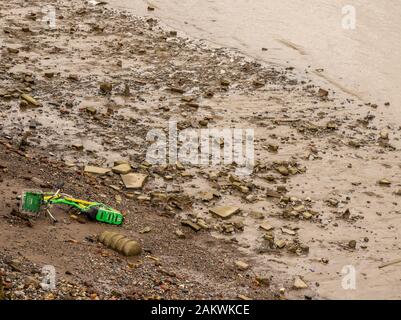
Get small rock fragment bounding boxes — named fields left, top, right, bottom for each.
left=317, top=88, right=329, bottom=98
left=348, top=240, right=357, bottom=249
left=174, top=229, right=186, bottom=239
left=112, top=163, right=132, bottom=175
left=235, top=260, right=250, bottom=271
left=281, top=227, right=296, bottom=236
left=21, top=94, right=40, bottom=107
left=293, top=277, right=308, bottom=289
left=181, top=220, right=201, bottom=232
left=139, top=226, right=152, bottom=234
left=100, top=82, right=112, bottom=94
left=210, top=206, right=240, bottom=219
left=260, top=222, right=274, bottom=232
left=378, top=179, right=391, bottom=186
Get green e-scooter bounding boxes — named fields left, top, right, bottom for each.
left=21, top=190, right=124, bottom=225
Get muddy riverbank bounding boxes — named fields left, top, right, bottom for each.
left=109, top=0, right=401, bottom=123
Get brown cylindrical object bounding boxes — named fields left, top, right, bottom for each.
left=99, top=231, right=141, bottom=256
left=109, top=235, right=126, bottom=250
left=122, top=241, right=142, bottom=256
left=98, top=231, right=113, bottom=243
left=103, top=232, right=120, bottom=247
left=115, top=238, right=131, bottom=252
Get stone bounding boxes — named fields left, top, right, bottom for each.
left=174, top=229, right=186, bottom=239
left=114, top=160, right=130, bottom=166
left=68, top=74, right=79, bottom=81
left=208, top=171, right=219, bottom=180
left=44, top=72, right=54, bottom=78
left=100, top=82, right=112, bottom=94
left=72, top=143, right=84, bottom=150
left=378, top=179, right=391, bottom=186
left=86, top=106, right=97, bottom=114
left=274, top=239, right=286, bottom=249
left=317, top=88, right=329, bottom=98
left=21, top=94, right=40, bottom=107
left=137, top=195, right=151, bottom=201
left=220, top=79, right=230, bottom=86
left=235, top=260, right=249, bottom=271
left=125, top=193, right=135, bottom=199
left=348, top=240, right=357, bottom=249
left=268, top=144, right=279, bottom=152
left=196, top=219, right=209, bottom=230
left=260, top=222, right=274, bottom=231
left=112, top=163, right=131, bottom=174
left=238, top=186, right=250, bottom=193
left=139, top=226, right=152, bottom=234
left=181, top=220, right=201, bottom=232
left=210, top=206, right=240, bottom=219
left=276, top=166, right=289, bottom=176
left=293, top=277, right=308, bottom=289
left=7, top=47, right=19, bottom=54
left=121, top=173, right=148, bottom=189
left=281, top=227, right=296, bottom=236
left=168, top=87, right=185, bottom=94
left=326, top=121, right=338, bottom=130
left=25, top=276, right=40, bottom=288
left=288, top=166, right=298, bottom=175
left=379, top=130, right=389, bottom=140
left=84, top=165, right=111, bottom=175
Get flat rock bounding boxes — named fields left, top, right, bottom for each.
left=121, top=173, right=148, bottom=189
left=235, top=260, right=249, bottom=271
left=84, top=165, right=111, bottom=175
left=210, top=206, right=240, bottom=219
left=181, top=220, right=201, bottom=232
left=274, top=239, right=286, bottom=249
left=281, top=227, right=296, bottom=236
left=112, top=163, right=131, bottom=174
left=260, top=222, right=274, bottom=231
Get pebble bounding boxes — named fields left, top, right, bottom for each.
left=293, top=277, right=308, bottom=289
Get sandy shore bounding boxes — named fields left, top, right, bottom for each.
left=1, top=0, right=401, bottom=300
